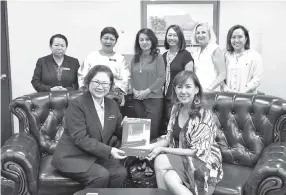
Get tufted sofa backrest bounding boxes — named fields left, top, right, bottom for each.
left=203, top=92, right=286, bottom=167
left=9, top=91, right=83, bottom=155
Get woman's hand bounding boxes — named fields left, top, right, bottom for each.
left=59, top=87, right=68, bottom=91
left=137, top=89, right=151, bottom=100
left=133, top=89, right=140, bottom=99
left=50, top=86, right=68, bottom=91
left=110, top=147, right=127, bottom=159
left=147, top=146, right=163, bottom=160
left=50, top=86, right=62, bottom=91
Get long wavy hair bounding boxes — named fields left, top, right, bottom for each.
left=133, top=28, right=159, bottom=63
left=171, top=70, right=203, bottom=119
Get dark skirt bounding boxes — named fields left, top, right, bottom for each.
left=167, top=153, right=217, bottom=195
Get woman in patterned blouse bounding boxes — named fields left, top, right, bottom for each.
left=146, top=70, right=223, bottom=195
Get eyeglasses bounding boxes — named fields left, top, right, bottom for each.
left=102, top=37, right=116, bottom=42
left=90, top=80, right=111, bottom=88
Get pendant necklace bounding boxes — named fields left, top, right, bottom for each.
left=139, top=58, right=148, bottom=73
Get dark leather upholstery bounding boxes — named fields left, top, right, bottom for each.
left=1, top=91, right=286, bottom=195
left=214, top=163, right=252, bottom=195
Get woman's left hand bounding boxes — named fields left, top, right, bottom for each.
left=137, top=89, right=150, bottom=100
left=58, top=86, right=67, bottom=91
left=147, top=146, right=163, bottom=160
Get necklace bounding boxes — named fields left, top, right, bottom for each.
left=234, top=51, right=244, bottom=64
left=139, top=62, right=144, bottom=73
left=139, top=56, right=149, bottom=73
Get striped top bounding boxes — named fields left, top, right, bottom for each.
left=166, top=104, right=223, bottom=180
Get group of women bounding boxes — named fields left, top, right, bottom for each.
left=32, top=23, right=263, bottom=195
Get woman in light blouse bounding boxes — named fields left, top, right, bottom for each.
left=78, top=27, right=130, bottom=106
left=222, top=24, right=263, bottom=93
left=192, top=22, right=226, bottom=91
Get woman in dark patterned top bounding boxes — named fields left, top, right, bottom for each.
left=162, top=25, right=194, bottom=134
left=31, top=34, right=80, bottom=92
left=146, top=70, right=223, bottom=195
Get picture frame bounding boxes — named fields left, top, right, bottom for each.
left=141, top=0, right=220, bottom=46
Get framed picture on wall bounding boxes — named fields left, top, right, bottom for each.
left=141, top=0, right=220, bottom=46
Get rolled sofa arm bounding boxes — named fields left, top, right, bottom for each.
left=244, top=142, right=286, bottom=195
left=1, top=132, right=41, bottom=195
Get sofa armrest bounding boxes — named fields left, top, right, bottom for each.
left=244, top=142, right=286, bottom=195
left=1, top=132, right=41, bottom=195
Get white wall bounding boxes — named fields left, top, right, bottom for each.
left=8, top=0, right=141, bottom=99
left=219, top=0, right=286, bottom=98
left=7, top=0, right=286, bottom=132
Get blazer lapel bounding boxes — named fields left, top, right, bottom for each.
left=102, top=98, right=116, bottom=143
left=61, top=55, right=71, bottom=80
left=45, top=54, right=57, bottom=80
left=84, top=92, right=103, bottom=140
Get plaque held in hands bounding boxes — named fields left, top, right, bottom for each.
left=120, top=117, right=151, bottom=157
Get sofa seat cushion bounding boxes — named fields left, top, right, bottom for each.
left=38, top=155, right=84, bottom=195
left=214, top=163, right=252, bottom=195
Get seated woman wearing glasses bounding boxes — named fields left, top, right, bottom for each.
left=52, top=65, right=127, bottom=188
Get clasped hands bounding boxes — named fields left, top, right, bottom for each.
left=133, top=89, right=151, bottom=100
left=50, top=86, right=68, bottom=91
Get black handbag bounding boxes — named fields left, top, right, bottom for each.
left=122, top=157, right=157, bottom=188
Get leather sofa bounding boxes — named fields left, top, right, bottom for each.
left=1, top=91, right=286, bottom=195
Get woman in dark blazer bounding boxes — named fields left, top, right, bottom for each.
left=31, top=34, right=80, bottom=92
left=51, top=65, right=127, bottom=188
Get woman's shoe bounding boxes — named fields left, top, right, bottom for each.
left=137, top=161, right=146, bottom=171
left=144, top=166, right=154, bottom=177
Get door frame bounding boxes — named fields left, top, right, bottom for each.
left=1, top=1, right=13, bottom=145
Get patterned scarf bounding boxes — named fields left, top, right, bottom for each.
left=164, top=51, right=178, bottom=95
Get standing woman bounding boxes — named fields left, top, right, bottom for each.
left=162, top=25, right=194, bottom=130
left=31, top=34, right=80, bottom=92
left=78, top=27, right=130, bottom=106
left=222, top=25, right=263, bottom=93
left=130, top=28, right=165, bottom=141
left=192, top=23, right=226, bottom=91
left=130, top=28, right=165, bottom=175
